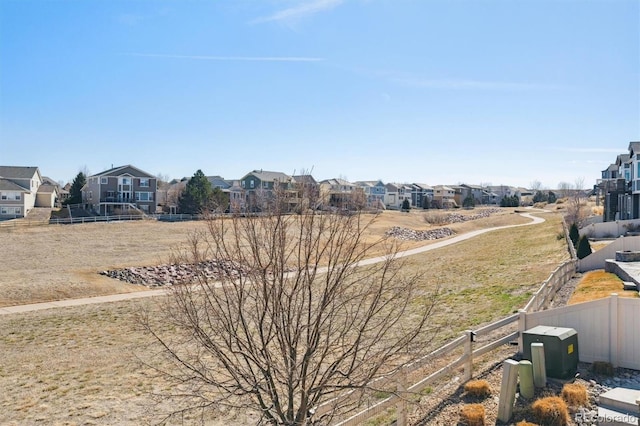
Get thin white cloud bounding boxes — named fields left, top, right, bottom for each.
left=123, top=53, right=324, bottom=62
left=251, top=0, right=344, bottom=24
left=392, top=77, right=562, bottom=91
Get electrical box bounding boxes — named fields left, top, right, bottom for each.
left=522, top=325, right=578, bottom=379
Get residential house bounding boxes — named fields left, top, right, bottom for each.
left=240, top=170, right=298, bottom=212
left=292, top=174, right=320, bottom=210
left=354, top=180, right=386, bottom=209
left=459, top=184, right=485, bottom=205
left=157, top=178, right=188, bottom=214
left=318, top=178, right=363, bottom=210
left=384, top=183, right=412, bottom=210
left=411, top=183, right=433, bottom=209
left=83, top=165, right=158, bottom=215
left=0, top=166, right=48, bottom=218
left=597, top=145, right=638, bottom=221
left=37, top=177, right=61, bottom=208
left=432, top=185, right=456, bottom=209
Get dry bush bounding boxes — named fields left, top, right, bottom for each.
left=423, top=211, right=450, bottom=225
left=460, top=403, right=485, bottom=426
left=561, top=383, right=587, bottom=407
left=592, top=206, right=603, bottom=215
left=464, top=379, right=491, bottom=399
left=591, top=361, right=614, bottom=376
left=516, top=421, right=538, bottom=426
left=531, top=396, right=569, bottom=426
left=533, top=202, right=548, bottom=209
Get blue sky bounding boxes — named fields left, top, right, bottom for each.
left=1, top=0, right=638, bottom=188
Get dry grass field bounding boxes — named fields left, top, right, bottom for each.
left=568, top=270, right=639, bottom=304
left=0, top=208, right=569, bottom=425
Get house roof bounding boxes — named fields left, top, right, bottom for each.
left=0, top=166, right=40, bottom=180
left=628, top=141, right=640, bottom=155
left=0, top=178, right=29, bottom=192
left=244, top=170, right=294, bottom=182
left=292, top=174, right=317, bottom=185
left=320, top=178, right=354, bottom=186
left=461, top=184, right=483, bottom=190
left=90, top=164, right=155, bottom=179
left=411, top=183, right=432, bottom=190
left=37, top=184, right=58, bottom=194
left=207, top=176, right=231, bottom=189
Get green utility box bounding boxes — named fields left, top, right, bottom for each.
left=522, top=326, right=578, bottom=379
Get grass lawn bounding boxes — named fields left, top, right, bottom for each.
left=0, top=208, right=570, bottom=425
left=568, top=270, right=639, bottom=305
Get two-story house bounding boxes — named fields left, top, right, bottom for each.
left=318, top=178, right=363, bottom=210
left=354, top=180, right=386, bottom=209
left=432, top=185, right=456, bottom=209
left=240, top=170, right=297, bottom=212
left=411, top=183, right=433, bottom=209
left=0, top=166, right=51, bottom=218
left=83, top=165, right=157, bottom=215
left=384, top=183, right=412, bottom=210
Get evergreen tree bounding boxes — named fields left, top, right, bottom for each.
left=178, top=170, right=213, bottom=214
left=66, top=171, right=86, bottom=204
left=547, top=191, right=557, bottom=204
left=569, top=223, right=580, bottom=248
left=576, top=235, right=592, bottom=259
left=463, top=196, right=475, bottom=208
left=401, top=198, right=411, bottom=211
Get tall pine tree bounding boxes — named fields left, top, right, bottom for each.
left=66, top=171, right=86, bottom=204
left=178, top=170, right=213, bottom=214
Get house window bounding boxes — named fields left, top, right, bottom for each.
left=122, top=177, right=131, bottom=185
left=139, top=178, right=149, bottom=187
left=101, top=177, right=108, bottom=184
left=263, top=181, right=268, bottom=188
left=250, top=180, right=255, bottom=188
left=1, top=207, right=21, bottom=215
left=135, top=192, right=153, bottom=201
left=242, top=181, right=246, bottom=188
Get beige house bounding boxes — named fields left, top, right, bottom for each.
left=0, top=166, right=53, bottom=218
left=432, top=185, right=457, bottom=208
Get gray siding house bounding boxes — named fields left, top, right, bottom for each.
left=83, top=165, right=157, bottom=215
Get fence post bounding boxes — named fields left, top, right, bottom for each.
left=610, top=293, right=619, bottom=367
left=463, top=330, right=474, bottom=382
left=396, top=367, right=407, bottom=426
left=497, top=359, right=519, bottom=423
left=518, top=309, right=527, bottom=354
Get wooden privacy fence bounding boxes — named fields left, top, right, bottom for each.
left=319, top=259, right=577, bottom=425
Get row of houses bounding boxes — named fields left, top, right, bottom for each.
left=0, top=163, right=533, bottom=218
left=597, top=141, right=640, bottom=221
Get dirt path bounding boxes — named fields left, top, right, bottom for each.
left=0, top=212, right=546, bottom=316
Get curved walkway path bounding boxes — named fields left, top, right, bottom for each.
left=0, top=211, right=546, bottom=316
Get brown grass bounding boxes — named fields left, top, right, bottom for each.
left=464, top=380, right=492, bottom=399
left=516, top=421, right=539, bottom=426
left=568, top=270, right=638, bottom=305
left=561, top=383, right=588, bottom=407
left=531, top=396, right=569, bottom=426
left=0, top=209, right=570, bottom=424
left=460, top=403, right=486, bottom=426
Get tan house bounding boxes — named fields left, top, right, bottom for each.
left=432, top=185, right=457, bottom=208
left=0, top=166, right=53, bottom=218
left=83, top=165, right=157, bottom=215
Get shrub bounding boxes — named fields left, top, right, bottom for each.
left=561, top=383, right=588, bottom=407
left=516, top=422, right=538, bottom=426
left=460, top=403, right=485, bottom=426
left=591, top=361, right=614, bottom=376
left=464, top=380, right=491, bottom=399
left=424, top=211, right=449, bottom=225
left=531, top=396, right=569, bottom=426
left=401, top=199, right=411, bottom=212
left=569, top=223, right=579, bottom=247
left=576, top=236, right=593, bottom=259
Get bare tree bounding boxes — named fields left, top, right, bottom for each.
left=565, top=177, right=586, bottom=225
left=139, top=201, right=438, bottom=425
left=529, top=180, right=542, bottom=192
left=557, top=181, right=572, bottom=199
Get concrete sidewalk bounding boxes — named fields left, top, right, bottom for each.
left=0, top=212, right=546, bottom=316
